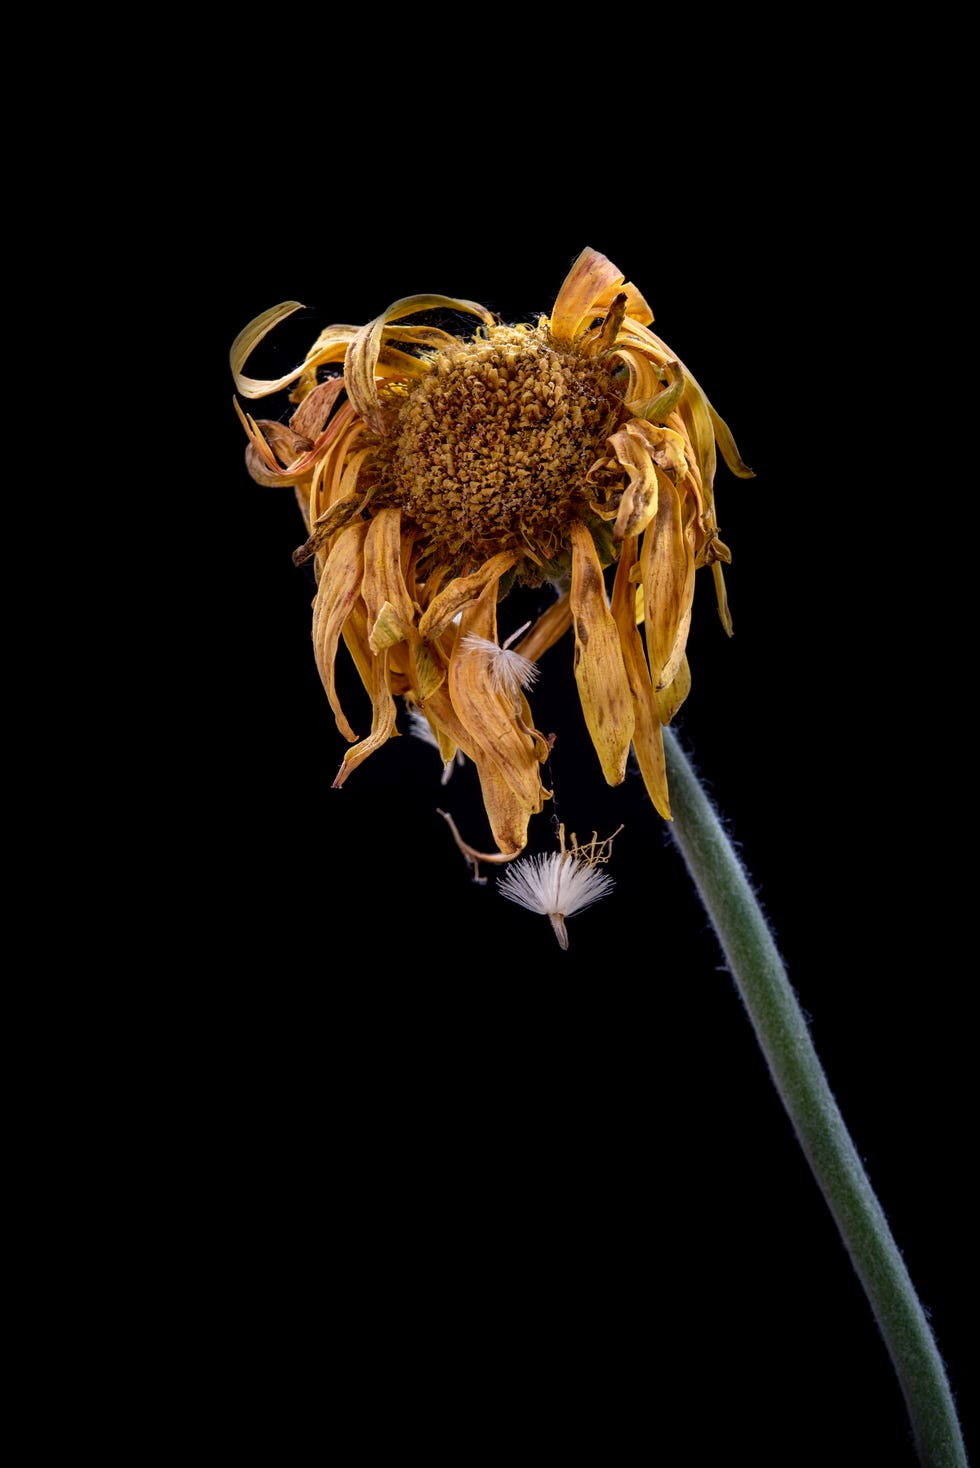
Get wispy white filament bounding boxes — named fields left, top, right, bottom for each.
left=405, top=706, right=462, bottom=784
left=459, top=630, right=538, bottom=697
left=497, top=852, right=614, bottom=949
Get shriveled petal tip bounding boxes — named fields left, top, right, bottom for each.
left=679, top=365, right=754, bottom=487
left=708, top=401, right=755, bottom=480
left=550, top=247, right=653, bottom=344
left=608, top=419, right=690, bottom=543
left=230, top=301, right=306, bottom=398
left=332, top=651, right=398, bottom=788
left=235, top=377, right=351, bottom=488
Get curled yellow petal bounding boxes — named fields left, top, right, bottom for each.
left=629, top=417, right=690, bottom=475
left=417, top=551, right=520, bottom=642
left=293, top=443, right=375, bottom=565
left=448, top=580, right=549, bottom=851
left=608, top=424, right=659, bottom=542
left=655, top=656, right=692, bottom=725
left=568, top=519, right=634, bottom=786
left=450, top=585, right=548, bottom=803
left=612, top=347, right=667, bottom=407
left=631, top=360, right=686, bottom=424
left=332, top=650, right=398, bottom=788
left=314, top=416, right=370, bottom=511
left=550, top=248, right=654, bottom=344
left=712, top=560, right=733, bottom=637
left=611, top=537, right=671, bottom=819
left=640, top=470, right=696, bottom=689
left=288, top=376, right=348, bottom=442
left=422, top=676, right=539, bottom=858
left=707, top=397, right=755, bottom=480
left=414, top=640, right=447, bottom=702
left=346, top=295, right=496, bottom=435
left=341, top=597, right=375, bottom=698
left=362, top=509, right=417, bottom=653
left=311, top=520, right=370, bottom=741
left=241, top=418, right=312, bottom=488
left=369, top=602, right=412, bottom=651
left=234, top=378, right=350, bottom=487
left=230, top=301, right=307, bottom=399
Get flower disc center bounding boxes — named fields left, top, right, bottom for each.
left=384, top=325, right=621, bottom=562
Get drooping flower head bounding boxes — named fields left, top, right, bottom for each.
left=231, top=248, right=752, bottom=858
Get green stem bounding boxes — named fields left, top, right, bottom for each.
left=662, top=726, right=968, bottom=1468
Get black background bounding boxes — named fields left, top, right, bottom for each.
left=185, top=77, right=973, bottom=1464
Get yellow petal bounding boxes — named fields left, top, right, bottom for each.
left=368, top=601, right=412, bottom=651
left=293, top=443, right=375, bottom=566
left=568, top=519, right=635, bottom=786
left=609, top=317, right=753, bottom=482
left=655, top=656, right=692, bottom=725
left=640, top=470, right=696, bottom=689
left=706, top=396, right=755, bottom=480
left=346, top=294, right=495, bottom=435
left=711, top=560, right=733, bottom=637
left=307, top=414, right=369, bottom=521
left=332, top=649, right=398, bottom=787
left=414, top=640, right=447, bottom=702
left=230, top=301, right=307, bottom=398
left=608, top=425, right=659, bottom=542
left=628, top=417, right=690, bottom=475
left=512, top=593, right=572, bottom=662
left=234, top=380, right=352, bottom=487
left=463, top=771, right=539, bottom=857
left=449, top=581, right=549, bottom=815
left=361, top=508, right=417, bottom=652
left=408, top=704, right=461, bottom=775
left=423, top=651, right=543, bottom=857
left=242, top=418, right=311, bottom=488
left=340, top=594, right=375, bottom=694
left=288, top=376, right=348, bottom=441
left=611, top=539, right=671, bottom=819
left=550, top=248, right=654, bottom=343
left=610, top=346, right=667, bottom=405
left=676, top=374, right=720, bottom=494
left=414, top=690, right=532, bottom=855
left=630, top=360, right=686, bottom=424
left=310, top=519, right=370, bottom=741
left=415, top=681, right=478, bottom=761
left=417, top=551, right=520, bottom=641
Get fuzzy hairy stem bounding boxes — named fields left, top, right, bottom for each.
left=662, top=726, right=967, bottom=1467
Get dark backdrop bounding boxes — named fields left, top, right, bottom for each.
left=183, top=123, right=973, bottom=1465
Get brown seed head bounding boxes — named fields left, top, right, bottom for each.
left=376, top=324, right=623, bottom=563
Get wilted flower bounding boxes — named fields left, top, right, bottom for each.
left=231, top=248, right=752, bottom=857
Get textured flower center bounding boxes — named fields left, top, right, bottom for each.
left=381, top=325, right=622, bottom=564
